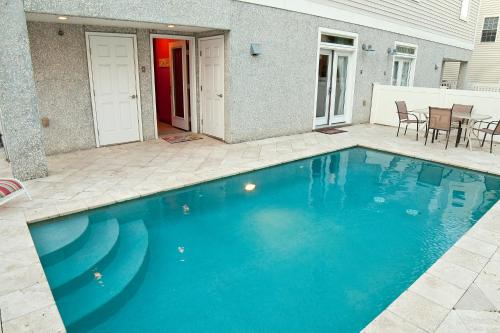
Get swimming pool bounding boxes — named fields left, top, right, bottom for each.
left=30, top=147, right=500, bottom=332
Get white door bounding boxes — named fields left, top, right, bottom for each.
left=199, top=36, right=225, bottom=140
left=331, top=51, right=350, bottom=124
left=315, top=49, right=352, bottom=126
left=169, top=41, right=190, bottom=131
left=315, top=49, right=333, bottom=127
left=392, top=57, right=412, bottom=86
left=87, top=34, right=141, bottom=146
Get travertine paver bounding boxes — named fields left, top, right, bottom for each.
left=0, top=124, right=499, bottom=332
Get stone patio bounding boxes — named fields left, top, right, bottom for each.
left=0, top=124, right=499, bottom=332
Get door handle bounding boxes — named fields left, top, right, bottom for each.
left=130, top=94, right=137, bottom=99
left=216, top=93, right=223, bottom=98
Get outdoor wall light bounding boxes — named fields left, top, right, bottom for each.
left=167, top=24, right=176, bottom=28
left=387, top=47, right=397, bottom=55
left=57, top=16, right=68, bottom=20
left=250, top=43, right=262, bottom=56
left=362, top=44, right=375, bottom=52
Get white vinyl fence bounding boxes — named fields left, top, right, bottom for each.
left=369, top=84, right=500, bottom=142
left=470, top=83, right=500, bottom=93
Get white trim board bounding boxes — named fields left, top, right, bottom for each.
left=236, top=0, right=474, bottom=50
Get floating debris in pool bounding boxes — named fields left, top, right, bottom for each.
left=93, top=271, right=102, bottom=280
left=374, top=196, right=386, bottom=203
left=406, top=209, right=419, bottom=216
left=182, top=204, right=190, bottom=214
left=178, top=246, right=185, bottom=254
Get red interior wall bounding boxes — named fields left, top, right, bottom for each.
left=153, top=39, right=174, bottom=124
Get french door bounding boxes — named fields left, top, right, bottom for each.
left=315, top=49, right=352, bottom=127
left=392, top=57, right=412, bottom=87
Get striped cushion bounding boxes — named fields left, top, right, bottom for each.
left=0, top=179, right=23, bottom=198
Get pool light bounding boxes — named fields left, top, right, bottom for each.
left=244, top=183, right=256, bottom=191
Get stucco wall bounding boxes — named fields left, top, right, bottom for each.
left=25, top=1, right=472, bottom=148
left=27, top=22, right=161, bottom=154
left=227, top=1, right=472, bottom=142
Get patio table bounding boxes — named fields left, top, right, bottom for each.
left=410, top=108, right=491, bottom=150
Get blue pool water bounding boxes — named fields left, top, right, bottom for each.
left=30, top=148, right=500, bottom=332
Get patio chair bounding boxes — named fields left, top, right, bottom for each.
left=450, top=104, right=473, bottom=147
left=395, top=101, right=426, bottom=141
left=0, top=178, right=31, bottom=207
left=425, top=107, right=454, bottom=149
left=477, top=120, right=500, bottom=153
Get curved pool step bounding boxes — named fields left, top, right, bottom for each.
left=56, top=220, right=149, bottom=329
left=30, top=215, right=90, bottom=263
left=45, top=218, right=120, bottom=293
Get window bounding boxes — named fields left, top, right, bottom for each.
left=321, top=34, right=354, bottom=46
left=395, top=45, right=416, bottom=55
left=460, top=0, right=470, bottom=20
left=391, top=43, right=417, bottom=87
left=481, top=17, right=498, bottom=42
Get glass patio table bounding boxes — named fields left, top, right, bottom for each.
left=410, top=108, right=491, bottom=150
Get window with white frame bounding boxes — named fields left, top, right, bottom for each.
left=460, top=0, right=470, bottom=20
left=481, top=17, right=499, bottom=42
left=391, top=43, right=417, bottom=87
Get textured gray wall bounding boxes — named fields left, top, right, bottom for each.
left=24, top=0, right=232, bottom=29
left=27, top=22, right=161, bottom=154
left=227, top=1, right=472, bottom=142
left=24, top=0, right=472, bottom=147
left=28, top=22, right=95, bottom=155
left=0, top=1, right=47, bottom=180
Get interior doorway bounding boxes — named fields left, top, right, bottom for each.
left=150, top=34, right=197, bottom=138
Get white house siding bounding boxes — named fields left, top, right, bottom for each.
left=322, top=0, right=479, bottom=42
left=442, top=61, right=461, bottom=82
left=467, top=0, right=500, bottom=85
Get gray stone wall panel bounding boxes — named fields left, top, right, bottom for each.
left=0, top=0, right=47, bottom=180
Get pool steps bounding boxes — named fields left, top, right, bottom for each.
left=31, top=218, right=150, bottom=330
left=31, top=215, right=90, bottom=263
left=45, top=218, right=120, bottom=293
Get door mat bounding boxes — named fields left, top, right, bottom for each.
left=315, top=128, right=347, bottom=135
left=162, top=133, right=204, bottom=144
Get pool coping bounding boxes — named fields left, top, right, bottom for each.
left=1, top=130, right=499, bottom=332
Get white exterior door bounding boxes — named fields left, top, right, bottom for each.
left=315, top=49, right=333, bottom=127
left=169, top=41, right=189, bottom=131
left=87, top=34, right=141, bottom=146
left=199, top=36, right=225, bottom=140
left=315, top=49, right=354, bottom=126
left=392, top=58, right=413, bottom=86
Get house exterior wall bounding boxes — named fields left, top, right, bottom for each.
left=27, top=22, right=178, bottom=155
left=23, top=0, right=473, bottom=148
left=467, top=0, right=500, bottom=85
left=227, top=2, right=472, bottom=142
left=309, top=0, right=479, bottom=42
left=442, top=62, right=461, bottom=82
